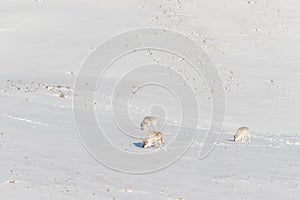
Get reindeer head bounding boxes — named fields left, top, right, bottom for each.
left=143, top=140, right=149, bottom=148
left=140, top=122, right=144, bottom=130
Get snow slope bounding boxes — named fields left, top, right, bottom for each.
left=1, top=0, right=300, bottom=199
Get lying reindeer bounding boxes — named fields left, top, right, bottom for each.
left=143, top=131, right=164, bottom=149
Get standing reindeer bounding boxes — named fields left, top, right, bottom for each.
left=234, top=127, right=250, bottom=143
left=140, top=116, right=157, bottom=131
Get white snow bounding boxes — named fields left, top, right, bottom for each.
left=1, top=0, right=300, bottom=199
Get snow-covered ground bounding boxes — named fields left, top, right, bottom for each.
left=1, top=0, right=300, bottom=199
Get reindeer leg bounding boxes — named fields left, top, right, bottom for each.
left=243, top=136, right=247, bottom=143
